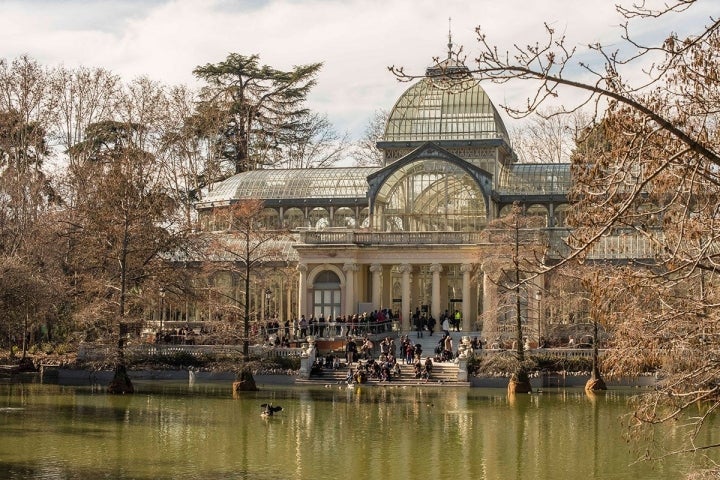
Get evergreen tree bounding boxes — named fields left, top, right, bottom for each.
left=193, top=53, right=322, bottom=175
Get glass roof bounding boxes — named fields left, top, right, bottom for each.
left=383, top=76, right=510, bottom=143
left=496, top=163, right=571, bottom=195
left=198, top=167, right=379, bottom=206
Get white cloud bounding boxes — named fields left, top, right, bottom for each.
left=1, top=0, right=714, bottom=140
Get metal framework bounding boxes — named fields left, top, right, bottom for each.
left=384, top=76, right=510, bottom=143
left=497, top=163, right=571, bottom=196
left=373, top=158, right=488, bottom=231
left=197, top=167, right=378, bottom=207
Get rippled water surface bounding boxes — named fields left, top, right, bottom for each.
left=0, top=378, right=718, bottom=479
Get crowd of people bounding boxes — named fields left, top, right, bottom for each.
left=339, top=332, right=474, bottom=384
left=295, top=309, right=396, bottom=339
left=411, top=308, right=463, bottom=338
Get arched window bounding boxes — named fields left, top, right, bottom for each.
left=374, top=159, right=487, bottom=232
left=554, top=204, right=571, bottom=227
left=260, top=208, right=279, bottom=229
left=313, top=270, right=341, bottom=319
left=283, top=207, right=305, bottom=229
left=308, top=207, right=330, bottom=229
left=526, top=204, right=549, bottom=227
left=333, top=207, right=355, bottom=228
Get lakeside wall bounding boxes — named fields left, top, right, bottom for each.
left=48, top=368, right=656, bottom=389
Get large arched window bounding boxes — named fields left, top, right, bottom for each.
left=313, top=270, right=341, bottom=320
left=373, top=159, right=487, bottom=232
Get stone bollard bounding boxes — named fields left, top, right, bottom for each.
left=457, top=354, right=468, bottom=382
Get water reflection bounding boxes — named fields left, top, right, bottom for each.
left=0, top=380, right=717, bottom=480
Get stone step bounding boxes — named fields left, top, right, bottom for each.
left=301, top=358, right=466, bottom=386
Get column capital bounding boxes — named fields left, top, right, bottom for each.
left=429, top=263, right=443, bottom=274
left=343, top=262, right=359, bottom=272
left=369, top=263, right=383, bottom=273
left=297, top=263, right=308, bottom=273
left=460, top=263, right=474, bottom=273
left=399, top=263, right=413, bottom=274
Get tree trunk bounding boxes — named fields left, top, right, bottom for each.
left=232, top=366, right=258, bottom=396
left=585, top=318, right=606, bottom=391
left=107, top=330, right=134, bottom=394
left=508, top=369, right=532, bottom=394
left=585, top=366, right=607, bottom=391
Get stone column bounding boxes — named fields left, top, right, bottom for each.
left=400, top=264, right=413, bottom=333
left=370, top=263, right=383, bottom=309
left=297, top=263, right=308, bottom=319
left=461, top=263, right=473, bottom=331
left=343, top=263, right=358, bottom=316
left=430, top=263, right=443, bottom=320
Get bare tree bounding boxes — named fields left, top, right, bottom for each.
left=201, top=199, right=290, bottom=360
left=510, top=107, right=590, bottom=163
left=50, top=65, right=120, bottom=169
left=159, top=84, right=223, bottom=230
left=351, top=108, right=387, bottom=167
left=0, top=56, right=56, bottom=257
left=64, top=113, right=180, bottom=393
left=393, top=0, right=720, bottom=470
left=272, top=112, right=349, bottom=169
left=480, top=203, right=547, bottom=393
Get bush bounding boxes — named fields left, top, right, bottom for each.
left=129, top=351, right=209, bottom=368
left=263, top=355, right=300, bottom=371
left=470, top=351, right=595, bottom=376
left=530, top=353, right=593, bottom=372
left=54, top=343, right=74, bottom=355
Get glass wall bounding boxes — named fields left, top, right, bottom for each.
left=374, top=159, right=487, bottom=232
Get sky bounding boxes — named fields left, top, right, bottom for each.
left=1, top=0, right=715, bottom=141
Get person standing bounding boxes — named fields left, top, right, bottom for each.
left=299, top=315, right=307, bottom=338
left=443, top=334, right=453, bottom=361
left=404, top=338, right=414, bottom=365
left=414, top=309, right=424, bottom=338
left=441, top=316, right=450, bottom=337
left=427, top=314, right=436, bottom=336
left=345, top=337, right=357, bottom=365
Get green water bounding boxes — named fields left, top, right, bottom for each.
left=0, top=379, right=717, bottom=479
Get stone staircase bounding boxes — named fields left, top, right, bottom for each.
left=296, top=330, right=479, bottom=387
left=296, top=359, right=468, bottom=387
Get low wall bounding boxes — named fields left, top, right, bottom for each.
left=470, top=372, right=657, bottom=388
left=77, top=343, right=304, bottom=362
left=56, top=368, right=295, bottom=386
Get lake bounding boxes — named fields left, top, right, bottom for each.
left=0, top=377, right=717, bottom=479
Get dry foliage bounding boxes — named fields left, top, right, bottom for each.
left=392, top=0, right=720, bottom=471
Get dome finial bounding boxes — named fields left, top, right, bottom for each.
left=447, top=17, right=453, bottom=59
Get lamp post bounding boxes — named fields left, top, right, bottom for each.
left=159, top=287, right=166, bottom=334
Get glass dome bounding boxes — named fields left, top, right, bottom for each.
left=383, top=67, right=509, bottom=143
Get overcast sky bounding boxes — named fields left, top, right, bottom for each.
left=1, top=0, right=715, bottom=140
